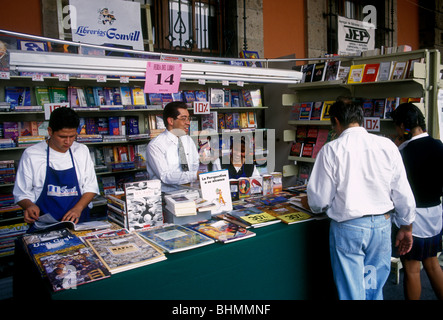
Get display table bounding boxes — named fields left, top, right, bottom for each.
left=13, top=218, right=336, bottom=300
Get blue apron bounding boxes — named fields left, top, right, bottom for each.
left=34, top=145, right=89, bottom=226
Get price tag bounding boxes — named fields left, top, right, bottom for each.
left=32, top=73, right=44, bottom=82
left=58, top=74, right=70, bottom=82
left=145, top=61, right=182, bottom=94
left=0, top=72, right=10, bottom=80
left=96, top=75, right=107, bottom=83
left=193, top=101, right=210, bottom=114
left=120, top=76, right=129, bottom=83
left=363, top=117, right=380, bottom=132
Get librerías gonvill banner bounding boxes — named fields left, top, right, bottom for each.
left=70, top=0, right=144, bottom=51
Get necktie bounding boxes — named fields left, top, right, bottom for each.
left=178, top=137, right=189, bottom=171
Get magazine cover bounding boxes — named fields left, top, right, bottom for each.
left=188, top=219, right=256, bottom=243
left=124, top=179, right=163, bottom=231
left=199, top=169, right=232, bottom=214
left=40, top=246, right=111, bottom=292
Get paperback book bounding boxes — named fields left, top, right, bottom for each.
left=188, top=218, right=256, bottom=243
left=199, top=170, right=232, bottom=214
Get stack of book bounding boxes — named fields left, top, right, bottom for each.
left=164, top=194, right=198, bottom=216
left=0, top=222, right=28, bottom=257
left=0, top=160, right=15, bottom=184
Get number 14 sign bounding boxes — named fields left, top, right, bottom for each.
left=144, top=61, right=182, bottom=94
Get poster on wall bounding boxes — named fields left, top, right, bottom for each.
left=70, top=0, right=144, bottom=51
left=337, top=15, right=375, bottom=56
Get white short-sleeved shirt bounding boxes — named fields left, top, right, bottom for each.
left=13, top=140, right=99, bottom=205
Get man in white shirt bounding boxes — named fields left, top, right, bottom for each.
left=305, top=100, right=416, bottom=300
left=146, top=102, right=200, bottom=192
left=13, top=107, right=99, bottom=231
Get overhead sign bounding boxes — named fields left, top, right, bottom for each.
left=337, top=15, right=375, bottom=56
left=70, top=0, right=144, bottom=50
left=144, top=61, right=182, bottom=94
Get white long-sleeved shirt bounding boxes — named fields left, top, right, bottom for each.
left=146, top=130, right=200, bottom=192
left=13, top=140, right=99, bottom=204
left=307, top=127, right=416, bottom=225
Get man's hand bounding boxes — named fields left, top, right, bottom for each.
left=395, top=224, right=413, bottom=256
left=18, top=200, right=40, bottom=224
left=62, top=208, right=82, bottom=224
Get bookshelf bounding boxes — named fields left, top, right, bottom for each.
left=283, top=49, right=441, bottom=181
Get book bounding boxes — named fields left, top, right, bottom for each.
left=188, top=218, right=256, bottom=243
left=361, top=63, right=380, bottom=82
left=164, top=194, right=197, bottom=216
left=5, top=87, right=31, bottom=108
left=298, top=102, right=313, bottom=120
left=390, top=61, right=407, bottom=80
left=86, top=232, right=166, bottom=274
left=34, top=87, right=51, bottom=106
left=377, top=61, right=392, bottom=81
left=302, top=64, right=315, bottom=83
left=199, top=170, right=232, bottom=214
left=362, top=99, right=374, bottom=117
left=324, top=60, right=341, bottom=81
left=210, top=88, right=224, bottom=108
left=39, top=246, right=111, bottom=291
left=228, top=207, right=280, bottom=228
left=124, top=179, right=163, bottom=231
left=25, top=229, right=86, bottom=275
left=137, top=224, right=215, bottom=253
left=262, top=203, right=314, bottom=224
left=373, top=99, right=386, bottom=118
left=309, top=101, right=323, bottom=120
left=347, top=64, right=365, bottom=83
left=321, top=101, right=334, bottom=120
left=337, top=66, right=350, bottom=82
left=312, top=63, right=326, bottom=82
left=238, top=177, right=250, bottom=199
left=32, top=213, right=112, bottom=232
left=239, top=50, right=261, bottom=67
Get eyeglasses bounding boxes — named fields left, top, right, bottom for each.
left=176, top=116, right=191, bottom=122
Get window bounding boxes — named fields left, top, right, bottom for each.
left=152, top=0, right=226, bottom=55
left=326, top=0, right=394, bottom=54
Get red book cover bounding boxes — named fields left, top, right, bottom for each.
left=361, top=64, right=380, bottom=82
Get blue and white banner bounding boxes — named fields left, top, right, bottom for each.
left=70, top=0, right=144, bottom=51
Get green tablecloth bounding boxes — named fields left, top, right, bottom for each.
left=14, top=218, right=336, bottom=300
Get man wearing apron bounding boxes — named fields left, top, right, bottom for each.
left=13, top=107, right=99, bottom=232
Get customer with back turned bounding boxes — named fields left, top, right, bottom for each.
left=391, top=103, right=443, bottom=300
left=304, top=100, right=416, bottom=300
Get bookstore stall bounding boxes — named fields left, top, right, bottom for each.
left=3, top=31, right=442, bottom=300
left=0, top=31, right=339, bottom=300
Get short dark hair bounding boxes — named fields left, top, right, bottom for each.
left=391, top=103, right=426, bottom=139
left=329, top=100, right=364, bottom=127
left=162, top=101, right=188, bottom=127
left=48, top=107, right=80, bottom=132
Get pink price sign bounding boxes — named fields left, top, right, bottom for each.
left=144, top=61, right=182, bottom=94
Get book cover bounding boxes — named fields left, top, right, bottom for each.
left=239, top=50, right=261, bottom=67
left=120, top=87, right=133, bottom=105
left=188, top=219, right=256, bottom=243
left=5, top=87, right=31, bottom=108
left=137, top=224, right=214, bottom=253
left=377, top=61, right=392, bottom=81
left=132, top=87, right=146, bottom=105
left=361, top=63, right=380, bottom=82
left=49, top=87, right=68, bottom=103
left=238, top=177, right=250, bottom=199
left=124, top=179, right=163, bottom=231
left=337, top=66, right=350, bottom=82
left=310, top=101, right=324, bottom=120
left=199, top=170, right=232, bottom=214
left=321, top=101, right=334, bottom=121
left=210, top=88, right=224, bottom=108
left=362, top=99, right=374, bottom=117
left=228, top=207, right=280, bottom=228
left=250, top=175, right=263, bottom=196
left=34, top=87, right=51, bottom=106
left=40, top=246, right=111, bottom=292
left=390, top=61, right=407, bottom=80
left=290, top=142, right=303, bottom=157
left=324, top=60, right=341, bottom=81
left=201, top=112, right=218, bottom=132
left=312, top=63, right=326, bottom=82
left=86, top=232, right=166, bottom=274
left=302, top=64, right=315, bottom=83
left=347, top=64, right=365, bottom=83
left=299, top=102, right=313, bottom=120
left=372, top=99, right=386, bottom=118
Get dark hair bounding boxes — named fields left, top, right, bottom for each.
left=163, top=101, right=188, bottom=127
left=390, top=102, right=426, bottom=140
left=329, top=100, right=364, bottom=127
left=48, top=107, right=80, bottom=132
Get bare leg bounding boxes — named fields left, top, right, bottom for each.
left=422, top=256, right=443, bottom=300
left=401, top=257, right=422, bottom=300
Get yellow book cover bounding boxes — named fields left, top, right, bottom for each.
left=321, top=101, right=335, bottom=120
left=275, top=211, right=314, bottom=225
left=347, top=64, right=365, bottom=84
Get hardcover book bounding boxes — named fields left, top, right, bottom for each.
left=137, top=224, right=214, bottom=253
left=86, top=232, right=166, bottom=274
